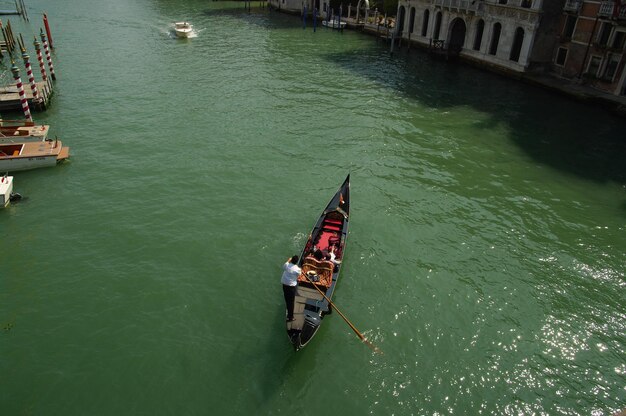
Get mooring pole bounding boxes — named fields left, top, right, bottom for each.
left=313, top=7, right=317, bottom=32
left=11, top=62, right=32, bottom=122
left=6, top=20, right=16, bottom=52
left=19, top=38, right=40, bottom=105
left=338, top=4, right=342, bottom=31
left=40, top=29, right=56, bottom=80
left=20, top=0, right=28, bottom=21
left=33, top=36, right=49, bottom=88
left=43, top=13, right=53, bottom=48
left=303, top=4, right=307, bottom=29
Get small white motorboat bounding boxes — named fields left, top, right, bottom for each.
left=322, top=19, right=346, bottom=30
left=0, top=139, right=70, bottom=173
left=0, top=174, right=14, bottom=207
left=0, top=119, right=50, bottom=144
left=174, top=22, right=193, bottom=38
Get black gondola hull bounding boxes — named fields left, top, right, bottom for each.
left=285, top=175, right=350, bottom=351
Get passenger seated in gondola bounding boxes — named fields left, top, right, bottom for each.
left=323, top=245, right=341, bottom=270
left=312, top=248, right=324, bottom=261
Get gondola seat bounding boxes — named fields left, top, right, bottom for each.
left=298, top=257, right=334, bottom=287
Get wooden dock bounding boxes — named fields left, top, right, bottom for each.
left=0, top=80, right=53, bottom=112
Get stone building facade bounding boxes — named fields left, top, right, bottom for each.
left=268, top=0, right=332, bottom=17
left=395, top=0, right=564, bottom=74
left=553, top=1, right=626, bottom=96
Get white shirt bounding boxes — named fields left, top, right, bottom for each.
left=281, top=262, right=301, bottom=286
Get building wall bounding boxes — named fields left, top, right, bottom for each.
left=398, top=0, right=558, bottom=74
left=552, top=1, right=626, bottom=96
left=269, top=0, right=332, bottom=17
left=529, top=0, right=566, bottom=67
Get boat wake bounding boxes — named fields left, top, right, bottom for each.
left=168, top=29, right=199, bottom=39
left=292, top=232, right=308, bottom=250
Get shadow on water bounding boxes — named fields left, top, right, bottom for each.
left=213, top=307, right=316, bottom=414
left=200, top=4, right=292, bottom=30
left=320, top=47, right=626, bottom=186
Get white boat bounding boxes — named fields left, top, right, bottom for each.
left=174, top=22, right=193, bottom=38
left=0, top=139, right=70, bottom=172
left=0, top=175, right=14, bottom=207
left=0, top=119, right=50, bottom=144
left=322, top=19, right=346, bottom=29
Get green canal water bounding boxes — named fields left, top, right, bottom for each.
left=1, top=0, right=625, bottom=414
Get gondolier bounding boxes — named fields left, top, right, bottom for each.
left=281, top=255, right=301, bottom=322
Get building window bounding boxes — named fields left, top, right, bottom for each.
left=509, top=27, right=524, bottom=62
left=521, top=0, right=532, bottom=8
left=603, top=54, right=621, bottom=80
left=612, top=31, right=626, bottom=50
left=563, top=15, right=576, bottom=39
left=498, top=0, right=508, bottom=4
left=422, top=9, right=430, bottom=37
left=409, top=8, right=416, bottom=34
left=489, top=22, right=501, bottom=55
left=433, top=12, right=442, bottom=39
left=474, top=19, right=485, bottom=51
left=587, top=56, right=602, bottom=77
left=597, top=22, right=612, bottom=46
left=555, top=47, right=567, bottom=66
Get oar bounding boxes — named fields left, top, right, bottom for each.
left=303, top=273, right=383, bottom=354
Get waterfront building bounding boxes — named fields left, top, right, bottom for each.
left=394, top=0, right=564, bottom=74
left=552, top=1, right=626, bottom=96
left=269, top=0, right=332, bottom=17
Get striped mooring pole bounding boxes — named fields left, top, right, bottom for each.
left=40, top=29, right=56, bottom=80
left=33, top=37, right=49, bottom=87
left=19, top=39, right=40, bottom=103
left=11, top=62, right=33, bottom=122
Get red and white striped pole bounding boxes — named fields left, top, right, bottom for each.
left=43, top=13, right=54, bottom=49
left=33, top=37, right=48, bottom=86
left=21, top=50, right=40, bottom=102
left=40, top=29, right=56, bottom=80
left=11, top=62, right=33, bottom=122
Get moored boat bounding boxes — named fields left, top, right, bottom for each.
left=286, top=174, right=350, bottom=351
left=174, top=21, right=193, bottom=38
left=322, top=19, right=346, bottom=30
left=0, top=139, right=70, bottom=172
left=0, top=119, right=50, bottom=143
left=0, top=174, right=14, bottom=207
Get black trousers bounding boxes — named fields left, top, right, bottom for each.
left=282, top=284, right=297, bottom=319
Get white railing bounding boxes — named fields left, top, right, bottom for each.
left=600, top=1, right=626, bottom=17
left=432, top=0, right=540, bottom=10
left=432, top=0, right=479, bottom=13
left=564, top=0, right=582, bottom=12
left=599, top=2, right=613, bottom=16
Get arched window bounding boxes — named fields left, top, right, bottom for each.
left=473, top=19, right=484, bottom=51
left=489, top=22, right=501, bottom=55
left=409, top=7, right=416, bottom=34
left=433, top=11, right=442, bottom=40
left=509, top=27, right=524, bottom=62
left=421, top=9, right=430, bottom=37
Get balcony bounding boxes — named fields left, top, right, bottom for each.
left=432, top=0, right=479, bottom=14
left=599, top=1, right=626, bottom=18
left=477, top=1, right=541, bottom=23
left=564, top=0, right=582, bottom=13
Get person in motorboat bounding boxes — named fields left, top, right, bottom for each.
left=281, top=255, right=301, bottom=322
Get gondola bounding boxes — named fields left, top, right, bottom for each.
left=286, top=174, right=350, bottom=351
